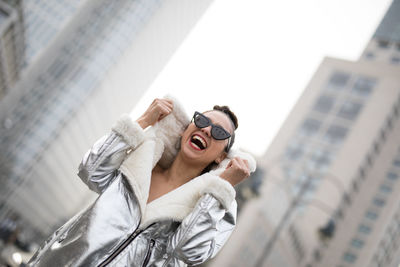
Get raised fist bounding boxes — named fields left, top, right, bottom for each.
left=219, top=157, right=250, bottom=186
left=136, top=98, right=173, bottom=129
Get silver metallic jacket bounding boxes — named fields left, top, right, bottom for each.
left=28, top=98, right=256, bottom=267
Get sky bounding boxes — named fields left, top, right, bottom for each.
left=130, top=0, right=393, bottom=157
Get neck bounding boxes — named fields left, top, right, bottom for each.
left=163, top=152, right=207, bottom=187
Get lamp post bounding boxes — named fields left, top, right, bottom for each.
left=254, top=168, right=348, bottom=267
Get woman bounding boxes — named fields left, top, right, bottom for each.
left=28, top=97, right=256, bottom=266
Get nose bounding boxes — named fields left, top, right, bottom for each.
left=201, top=126, right=212, bottom=137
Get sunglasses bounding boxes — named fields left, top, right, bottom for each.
left=192, top=112, right=231, bottom=141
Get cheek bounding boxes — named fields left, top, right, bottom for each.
left=209, top=140, right=227, bottom=153
left=181, top=124, right=196, bottom=142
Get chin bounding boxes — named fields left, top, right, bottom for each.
left=181, top=140, right=207, bottom=161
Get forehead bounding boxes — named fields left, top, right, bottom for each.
left=203, top=110, right=233, bottom=132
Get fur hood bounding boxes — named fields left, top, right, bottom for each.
left=112, top=96, right=256, bottom=229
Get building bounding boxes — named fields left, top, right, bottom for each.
left=208, top=1, right=400, bottom=266
left=0, top=0, right=24, bottom=99
left=0, top=0, right=214, bottom=247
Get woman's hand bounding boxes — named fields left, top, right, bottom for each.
left=136, top=98, right=173, bottom=129
left=219, top=157, right=250, bottom=186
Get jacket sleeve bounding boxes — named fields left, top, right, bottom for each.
left=77, top=114, right=146, bottom=194
left=163, top=193, right=237, bottom=266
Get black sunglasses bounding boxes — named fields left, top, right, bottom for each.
left=192, top=112, right=231, bottom=141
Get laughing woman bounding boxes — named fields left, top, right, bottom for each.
left=28, top=97, right=256, bottom=267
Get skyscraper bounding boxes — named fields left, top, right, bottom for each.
left=208, top=1, right=400, bottom=266
left=0, top=0, right=214, bottom=246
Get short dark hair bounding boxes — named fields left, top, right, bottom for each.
left=213, top=105, right=238, bottom=129
left=212, top=105, right=238, bottom=153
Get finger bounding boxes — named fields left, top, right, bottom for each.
left=238, top=159, right=250, bottom=171
left=234, top=158, right=249, bottom=170
left=162, top=99, right=174, bottom=107
left=226, top=160, right=233, bottom=169
left=163, top=102, right=173, bottom=112
left=157, top=104, right=170, bottom=116
left=235, top=159, right=250, bottom=176
left=157, top=106, right=171, bottom=120
left=243, top=159, right=249, bottom=169
left=153, top=98, right=163, bottom=107
left=158, top=100, right=173, bottom=111
left=231, top=157, right=239, bottom=164
left=160, top=106, right=172, bottom=117
left=233, top=158, right=244, bottom=168
left=156, top=98, right=173, bottom=110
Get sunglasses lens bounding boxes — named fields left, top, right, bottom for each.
left=211, top=126, right=230, bottom=140
left=194, top=113, right=209, bottom=128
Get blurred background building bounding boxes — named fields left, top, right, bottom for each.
left=0, top=0, right=214, bottom=264
left=208, top=0, right=400, bottom=266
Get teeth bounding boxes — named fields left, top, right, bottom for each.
left=193, top=135, right=207, bottom=148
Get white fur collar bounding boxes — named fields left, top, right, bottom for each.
left=113, top=96, right=256, bottom=229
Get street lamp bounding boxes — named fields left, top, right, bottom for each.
left=254, top=167, right=348, bottom=267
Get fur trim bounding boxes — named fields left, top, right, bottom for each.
left=140, top=174, right=235, bottom=229
left=112, top=114, right=145, bottom=148
left=151, top=95, right=190, bottom=169
left=119, top=138, right=157, bottom=218
left=199, top=173, right=236, bottom=209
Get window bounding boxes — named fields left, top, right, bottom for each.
left=377, top=40, right=390, bottom=49
left=283, top=165, right=296, bottom=180
left=351, top=238, right=365, bottom=249
left=308, top=176, right=322, bottom=192
left=309, top=149, right=332, bottom=170
left=391, top=57, right=400, bottom=64
left=350, top=182, right=360, bottom=195
left=393, top=159, right=400, bottom=167
left=359, top=166, right=366, bottom=179
left=324, top=125, right=348, bottom=144
left=352, top=76, right=376, bottom=97
left=313, top=95, right=335, bottom=113
left=313, top=249, right=321, bottom=261
left=285, top=141, right=304, bottom=161
left=358, top=224, right=372, bottom=234
left=300, top=118, right=321, bottom=136
left=365, top=51, right=374, bottom=59
left=379, top=184, right=392, bottom=193
left=327, top=72, right=350, bottom=89
left=365, top=210, right=378, bottom=220
left=337, top=101, right=362, bottom=120
left=373, top=198, right=385, bottom=207
left=343, top=252, right=357, bottom=263
left=387, top=172, right=398, bottom=181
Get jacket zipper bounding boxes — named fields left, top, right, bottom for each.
left=97, top=227, right=143, bottom=267
left=142, top=239, right=155, bottom=267
left=97, top=223, right=156, bottom=267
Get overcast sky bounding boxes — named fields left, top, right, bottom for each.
left=130, top=0, right=393, bottom=157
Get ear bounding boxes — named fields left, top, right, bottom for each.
left=215, top=151, right=227, bottom=164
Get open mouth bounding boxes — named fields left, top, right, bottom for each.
left=190, top=134, right=207, bottom=150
